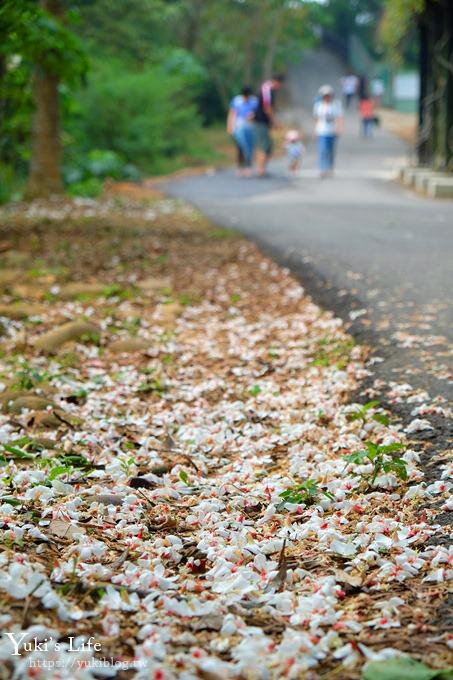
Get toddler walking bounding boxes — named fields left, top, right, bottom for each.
left=284, top=130, right=305, bottom=177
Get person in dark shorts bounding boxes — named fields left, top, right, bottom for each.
left=254, top=73, right=285, bottom=176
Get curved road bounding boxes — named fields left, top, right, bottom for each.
left=164, top=50, right=453, bottom=404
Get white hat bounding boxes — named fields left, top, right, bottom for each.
left=319, top=84, right=334, bottom=96
left=285, top=129, right=300, bottom=142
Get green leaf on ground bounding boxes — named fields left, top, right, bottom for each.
left=362, top=657, right=453, bottom=680
left=47, top=465, right=72, bottom=482
left=278, top=479, right=334, bottom=506
left=2, top=444, right=36, bottom=460
left=179, top=469, right=189, bottom=485
left=57, top=453, right=91, bottom=468
left=373, top=412, right=390, bottom=426
left=344, top=450, right=369, bottom=464
left=0, top=497, right=21, bottom=506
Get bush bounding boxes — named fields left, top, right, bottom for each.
left=0, top=163, right=24, bottom=204
left=85, top=149, right=124, bottom=179
left=71, top=61, right=203, bottom=174
left=62, top=149, right=141, bottom=197
left=66, top=177, right=104, bottom=198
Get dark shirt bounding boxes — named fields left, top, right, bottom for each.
left=255, top=81, right=275, bottom=126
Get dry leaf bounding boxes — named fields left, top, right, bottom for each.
left=334, top=568, right=363, bottom=589
left=48, top=519, right=84, bottom=540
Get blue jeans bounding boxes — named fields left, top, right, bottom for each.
left=318, top=135, right=336, bottom=172
left=234, top=123, right=256, bottom=167
left=362, top=118, right=374, bottom=137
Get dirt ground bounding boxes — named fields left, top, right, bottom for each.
left=377, top=108, right=417, bottom=146
left=0, top=195, right=450, bottom=679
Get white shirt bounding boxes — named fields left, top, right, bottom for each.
left=313, top=100, right=343, bottom=136
left=342, top=75, right=358, bottom=95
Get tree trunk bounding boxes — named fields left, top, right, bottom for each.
left=418, top=15, right=429, bottom=165
left=26, top=70, right=63, bottom=198
left=418, top=0, right=453, bottom=171
left=26, top=0, right=63, bottom=199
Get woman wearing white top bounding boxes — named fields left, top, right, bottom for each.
left=313, top=84, right=344, bottom=178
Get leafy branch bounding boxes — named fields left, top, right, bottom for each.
left=344, top=441, right=408, bottom=487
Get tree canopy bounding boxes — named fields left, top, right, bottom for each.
left=379, top=0, right=426, bottom=62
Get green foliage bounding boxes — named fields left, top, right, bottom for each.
left=362, top=657, right=453, bottom=680
left=46, top=464, right=72, bottom=482
left=347, top=401, right=390, bottom=426
left=1, top=0, right=396, bottom=202
left=74, top=0, right=179, bottom=66
left=77, top=0, right=312, bottom=110
left=344, top=441, right=408, bottom=486
left=64, top=148, right=142, bottom=197
left=0, top=437, right=38, bottom=465
left=57, top=453, right=91, bottom=468
left=0, top=60, right=33, bottom=165
left=85, top=150, right=121, bottom=179
left=12, top=364, right=50, bottom=390
left=310, top=337, right=355, bottom=369
left=67, top=177, right=103, bottom=198
left=136, top=377, right=165, bottom=395
left=71, top=62, right=203, bottom=173
left=101, top=284, right=135, bottom=300
left=278, top=479, right=334, bottom=506
left=380, top=0, right=426, bottom=62
left=0, top=0, right=87, bottom=81
left=119, top=455, right=135, bottom=476
left=0, top=164, right=21, bottom=204
left=179, top=469, right=190, bottom=485
left=0, top=0, right=87, bottom=201
left=308, top=0, right=384, bottom=58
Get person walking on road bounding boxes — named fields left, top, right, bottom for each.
left=227, top=86, right=258, bottom=176
left=254, top=73, right=285, bottom=177
left=359, top=97, right=375, bottom=138
left=313, top=84, right=343, bottom=178
left=341, top=71, right=358, bottom=109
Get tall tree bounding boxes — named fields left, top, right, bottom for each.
left=381, top=0, right=453, bottom=170
left=75, top=0, right=175, bottom=65
left=75, top=0, right=312, bottom=115
left=0, top=0, right=87, bottom=198
left=310, top=0, right=384, bottom=59
left=418, top=0, right=453, bottom=170
left=181, top=0, right=310, bottom=105
left=27, top=0, right=64, bottom=198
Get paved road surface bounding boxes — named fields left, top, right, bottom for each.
left=164, top=50, right=452, bottom=402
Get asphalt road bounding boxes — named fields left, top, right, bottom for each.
left=163, top=51, right=452, bottom=402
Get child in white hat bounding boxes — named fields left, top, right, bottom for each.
left=284, top=129, right=305, bottom=177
